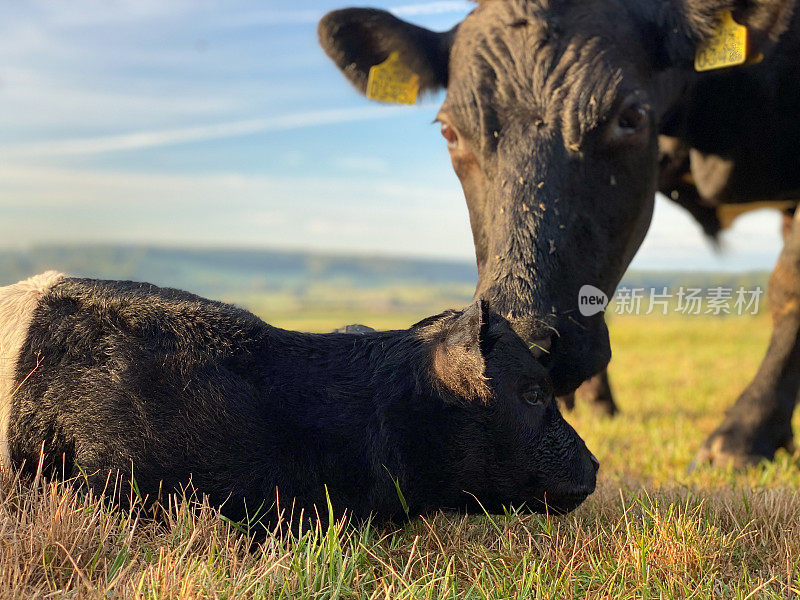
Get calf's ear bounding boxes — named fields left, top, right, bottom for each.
left=318, top=8, right=453, bottom=97
left=641, top=0, right=795, bottom=68
left=431, top=301, right=491, bottom=402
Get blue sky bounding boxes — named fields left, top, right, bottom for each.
left=0, top=0, right=784, bottom=270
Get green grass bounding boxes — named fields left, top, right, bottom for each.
left=2, top=309, right=799, bottom=598
left=582, top=314, right=800, bottom=490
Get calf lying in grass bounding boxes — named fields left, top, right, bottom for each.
left=0, top=272, right=597, bottom=525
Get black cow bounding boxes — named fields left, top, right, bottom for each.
left=319, top=0, right=799, bottom=466
left=0, top=272, right=598, bottom=525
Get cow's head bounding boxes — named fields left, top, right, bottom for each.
left=319, top=0, right=794, bottom=394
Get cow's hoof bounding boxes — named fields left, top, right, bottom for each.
left=690, top=434, right=765, bottom=470
left=690, top=424, right=793, bottom=471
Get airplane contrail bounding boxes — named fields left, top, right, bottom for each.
left=0, top=105, right=434, bottom=159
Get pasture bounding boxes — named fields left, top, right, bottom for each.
left=1, top=308, right=799, bottom=598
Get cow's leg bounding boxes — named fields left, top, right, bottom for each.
left=557, top=391, right=576, bottom=411
left=557, top=370, right=617, bottom=415
left=578, top=370, right=618, bottom=416
left=693, top=209, right=800, bottom=467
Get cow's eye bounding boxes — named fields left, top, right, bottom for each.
left=521, top=386, right=547, bottom=407
left=611, top=95, right=650, bottom=140
left=440, top=123, right=460, bottom=150
left=618, top=104, right=647, bottom=131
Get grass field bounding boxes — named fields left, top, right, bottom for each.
left=2, top=309, right=799, bottom=599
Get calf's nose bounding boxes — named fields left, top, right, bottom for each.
left=576, top=446, right=599, bottom=496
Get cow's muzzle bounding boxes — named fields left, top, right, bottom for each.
left=512, top=314, right=611, bottom=395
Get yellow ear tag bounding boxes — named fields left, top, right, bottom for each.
left=366, top=52, right=420, bottom=105
left=695, top=10, right=749, bottom=71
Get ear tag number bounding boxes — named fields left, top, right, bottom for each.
left=695, top=10, right=749, bottom=71
left=366, top=51, right=420, bottom=105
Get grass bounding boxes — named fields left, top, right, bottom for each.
left=2, top=309, right=800, bottom=598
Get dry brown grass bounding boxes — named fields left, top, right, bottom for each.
left=1, top=474, right=799, bottom=598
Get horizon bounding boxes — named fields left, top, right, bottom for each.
left=0, top=242, right=776, bottom=276
left=0, top=0, right=786, bottom=271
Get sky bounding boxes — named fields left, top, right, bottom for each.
left=0, top=0, right=785, bottom=270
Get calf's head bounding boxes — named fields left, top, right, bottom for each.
left=320, top=0, right=794, bottom=393
left=419, top=301, right=598, bottom=514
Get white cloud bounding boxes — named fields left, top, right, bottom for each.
left=0, top=165, right=473, bottom=258
left=11, top=0, right=203, bottom=28
left=0, top=69, right=245, bottom=133
left=216, top=1, right=471, bottom=27
left=0, top=106, right=427, bottom=159
left=630, top=195, right=782, bottom=271
left=390, top=1, right=472, bottom=17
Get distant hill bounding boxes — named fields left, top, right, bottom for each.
left=0, top=245, right=479, bottom=297
left=0, top=245, right=770, bottom=305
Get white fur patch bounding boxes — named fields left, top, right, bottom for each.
left=0, top=271, right=64, bottom=473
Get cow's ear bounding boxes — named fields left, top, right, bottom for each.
left=641, top=0, right=795, bottom=69
left=431, top=301, right=491, bottom=402
left=318, top=8, right=453, bottom=97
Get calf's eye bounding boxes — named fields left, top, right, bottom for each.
left=440, top=123, right=460, bottom=150
left=522, top=386, right=547, bottom=407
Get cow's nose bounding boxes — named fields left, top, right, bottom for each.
left=589, top=452, right=600, bottom=473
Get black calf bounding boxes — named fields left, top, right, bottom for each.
left=1, top=276, right=597, bottom=525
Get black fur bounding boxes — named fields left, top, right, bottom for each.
left=7, top=278, right=597, bottom=525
